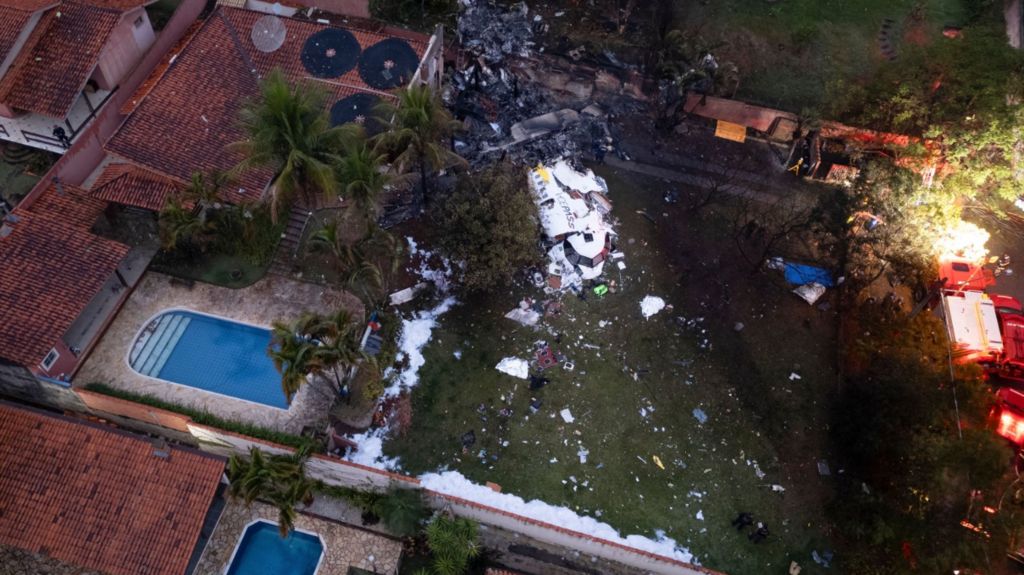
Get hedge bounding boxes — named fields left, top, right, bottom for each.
left=83, top=383, right=318, bottom=451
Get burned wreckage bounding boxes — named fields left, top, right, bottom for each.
left=452, top=2, right=627, bottom=288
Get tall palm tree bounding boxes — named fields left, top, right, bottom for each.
left=268, top=315, right=320, bottom=403
left=227, top=445, right=318, bottom=537
left=310, top=309, right=365, bottom=393
left=336, top=138, right=392, bottom=223
left=233, top=68, right=361, bottom=222
left=268, top=310, right=365, bottom=401
left=373, top=84, right=465, bottom=207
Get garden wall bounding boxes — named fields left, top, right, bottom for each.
left=182, top=423, right=712, bottom=575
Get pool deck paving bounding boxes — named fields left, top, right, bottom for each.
left=194, top=499, right=402, bottom=575
left=76, top=272, right=364, bottom=434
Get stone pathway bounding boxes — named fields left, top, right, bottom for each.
left=193, top=500, right=402, bottom=575
left=75, top=272, right=363, bottom=434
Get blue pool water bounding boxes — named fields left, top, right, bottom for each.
left=129, top=310, right=287, bottom=408
left=227, top=521, right=323, bottom=575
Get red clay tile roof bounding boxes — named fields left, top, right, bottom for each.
left=121, top=19, right=204, bottom=115
left=0, top=1, right=125, bottom=118
left=107, top=6, right=427, bottom=205
left=0, top=7, right=36, bottom=71
left=0, top=0, right=58, bottom=11
left=0, top=183, right=129, bottom=368
left=92, top=162, right=179, bottom=210
left=0, top=402, right=224, bottom=575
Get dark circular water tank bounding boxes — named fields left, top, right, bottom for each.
left=330, top=93, right=383, bottom=134
left=357, top=38, right=419, bottom=90
left=300, top=28, right=360, bottom=78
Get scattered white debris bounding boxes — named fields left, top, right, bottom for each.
left=405, top=236, right=419, bottom=255
left=692, top=408, right=708, bottom=425
left=505, top=305, right=541, bottom=326
left=789, top=372, right=802, bottom=381
left=560, top=408, right=575, bottom=423
left=419, top=471, right=695, bottom=564
left=752, top=461, right=766, bottom=480
left=453, top=350, right=462, bottom=360
left=578, top=447, right=589, bottom=463
left=695, top=510, right=704, bottom=521
left=496, top=357, right=530, bottom=379
left=389, top=283, right=426, bottom=306
left=640, top=296, right=666, bottom=319
left=771, top=484, right=786, bottom=493
left=386, top=297, right=457, bottom=396
left=793, top=282, right=826, bottom=305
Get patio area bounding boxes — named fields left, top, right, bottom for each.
left=194, top=499, right=402, bottom=575
left=75, top=272, right=364, bottom=434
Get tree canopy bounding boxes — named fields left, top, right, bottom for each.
left=432, top=162, right=541, bottom=291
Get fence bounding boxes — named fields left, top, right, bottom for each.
left=76, top=386, right=714, bottom=575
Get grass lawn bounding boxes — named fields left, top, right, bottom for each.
left=0, top=148, right=51, bottom=205
left=151, top=252, right=269, bottom=289
left=384, top=165, right=840, bottom=574
left=679, top=0, right=965, bottom=111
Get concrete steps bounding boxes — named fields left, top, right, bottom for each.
left=268, top=206, right=312, bottom=277
left=130, top=313, right=191, bottom=377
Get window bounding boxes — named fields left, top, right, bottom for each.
left=952, top=262, right=971, bottom=273
left=134, top=15, right=145, bottom=28
left=40, top=348, right=59, bottom=371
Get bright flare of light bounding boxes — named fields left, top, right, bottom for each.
left=935, top=221, right=990, bottom=263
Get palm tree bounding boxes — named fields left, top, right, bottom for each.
left=308, top=220, right=403, bottom=302
left=268, top=310, right=365, bottom=402
left=336, top=138, right=392, bottom=223
left=310, top=309, right=365, bottom=394
left=233, top=68, right=361, bottom=222
left=183, top=169, right=229, bottom=224
left=227, top=445, right=318, bottom=537
left=373, top=84, right=465, bottom=207
left=423, top=514, right=480, bottom=575
left=158, top=192, right=216, bottom=253
left=268, top=315, right=320, bottom=403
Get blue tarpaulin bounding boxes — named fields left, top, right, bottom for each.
left=784, top=263, right=834, bottom=287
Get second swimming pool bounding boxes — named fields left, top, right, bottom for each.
left=128, top=310, right=288, bottom=409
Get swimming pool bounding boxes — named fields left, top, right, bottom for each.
left=226, top=520, right=324, bottom=575
left=128, top=310, right=287, bottom=409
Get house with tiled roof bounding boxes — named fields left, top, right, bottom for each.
left=100, top=3, right=441, bottom=212
left=0, top=177, right=148, bottom=387
left=0, top=0, right=160, bottom=153
left=0, top=400, right=225, bottom=575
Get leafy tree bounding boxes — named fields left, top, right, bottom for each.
left=227, top=445, right=318, bottom=537
left=368, top=0, right=456, bottom=30
left=374, top=84, right=464, bottom=206
left=419, top=514, right=480, bottom=575
left=432, top=163, right=541, bottom=291
left=827, top=25, right=1024, bottom=207
left=233, top=68, right=360, bottom=221
left=158, top=170, right=229, bottom=252
left=373, top=487, right=430, bottom=537
left=830, top=307, right=1019, bottom=571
